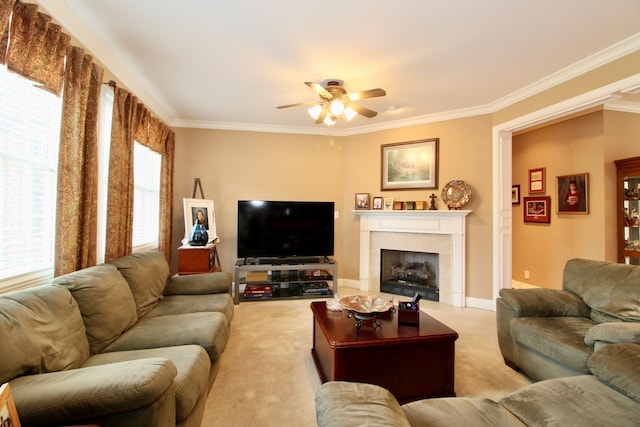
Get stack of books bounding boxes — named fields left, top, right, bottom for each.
left=302, top=282, right=331, bottom=296
left=243, top=284, right=273, bottom=298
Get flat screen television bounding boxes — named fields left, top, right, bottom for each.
left=237, top=200, right=335, bottom=261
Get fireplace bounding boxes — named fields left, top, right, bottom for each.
left=355, top=210, right=470, bottom=307
left=380, top=249, right=439, bottom=301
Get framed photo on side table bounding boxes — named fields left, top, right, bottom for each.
left=523, top=196, right=551, bottom=223
left=556, top=173, right=589, bottom=214
left=0, top=383, right=20, bottom=427
left=381, top=138, right=439, bottom=190
left=528, top=168, right=545, bottom=194
left=182, top=198, right=217, bottom=245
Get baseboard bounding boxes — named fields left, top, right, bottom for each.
left=511, top=280, right=539, bottom=289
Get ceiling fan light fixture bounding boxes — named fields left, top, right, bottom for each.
left=323, top=115, right=336, bottom=126
left=308, top=104, right=323, bottom=120
left=344, top=106, right=357, bottom=121
left=329, top=99, right=345, bottom=116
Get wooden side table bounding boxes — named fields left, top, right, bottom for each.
left=178, top=243, right=221, bottom=274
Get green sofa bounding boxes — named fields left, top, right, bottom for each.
left=315, top=343, right=640, bottom=426
left=497, top=258, right=640, bottom=381
left=0, top=250, right=234, bottom=427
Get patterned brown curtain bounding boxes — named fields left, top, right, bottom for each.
left=54, top=47, right=103, bottom=276
left=0, top=0, right=17, bottom=64
left=153, top=117, right=175, bottom=261
left=5, top=1, right=69, bottom=94
left=105, top=87, right=146, bottom=261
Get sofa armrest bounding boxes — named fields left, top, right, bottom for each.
left=498, top=288, right=590, bottom=318
left=165, top=271, right=232, bottom=295
left=585, top=322, right=640, bottom=348
left=10, top=358, right=177, bottom=426
left=315, top=381, right=411, bottom=427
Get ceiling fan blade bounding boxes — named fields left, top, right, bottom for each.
left=305, top=81, right=333, bottom=99
left=315, top=105, right=328, bottom=124
left=276, top=101, right=318, bottom=109
left=349, top=103, right=378, bottom=118
left=347, top=88, right=386, bottom=101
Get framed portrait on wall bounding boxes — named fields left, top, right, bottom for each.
left=355, top=193, right=370, bottom=210
left=556, top=173, right=589, bottom=214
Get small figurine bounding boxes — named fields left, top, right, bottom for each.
left=429, top=193, right=438, bottom=210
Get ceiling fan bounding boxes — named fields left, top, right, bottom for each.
left=276, top=80, right=386, bottom=125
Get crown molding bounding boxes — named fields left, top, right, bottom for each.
left=33, top=1, right=640, bottom=135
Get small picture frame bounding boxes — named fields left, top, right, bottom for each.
left=556, top=173, right=589, bottom=214
left=182, top=198, right=217, bottom=245
left=355, top=193, right=371, bottom=210
left=528, top=168, right=545, bottom=194
left=523, top=196, right=551, bottom=223
left=512, top=185, right=521, bottom=205
left=0, top=383, right=20, bottom=427
left=383, top=197, right=394, bottom=210
left=372, top=196, right=383, bottom=210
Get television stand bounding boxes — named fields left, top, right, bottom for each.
left=234, top=257, right=337, bottom=304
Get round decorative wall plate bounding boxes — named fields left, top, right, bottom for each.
left=441, top=180, right=472, bottom=210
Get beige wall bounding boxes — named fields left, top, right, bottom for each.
left=342, top=115, right=494, bottom=299
left=169, top=51, right=640, bottom=303
left=171, top=129, right=345, bottom=274
left=512, top=110, right=640, bottom=289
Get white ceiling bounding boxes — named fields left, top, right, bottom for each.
left=37, top=0, right=640, bottom=135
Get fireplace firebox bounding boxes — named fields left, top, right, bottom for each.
left=380, top=249, right=439, bottom=301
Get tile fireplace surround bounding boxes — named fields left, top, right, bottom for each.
left=354, top=210, right=470, bottom=307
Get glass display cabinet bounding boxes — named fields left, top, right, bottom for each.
left=615, top=156, right=640, bottom=265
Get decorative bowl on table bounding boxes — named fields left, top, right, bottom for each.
left=339, top=295, right=394, bottom=328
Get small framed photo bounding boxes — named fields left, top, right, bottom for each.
left=528, top=167, right=545, bottom=194
left=383, top=197, right=394, bottom=210
left=182, top=198, right=217, bottom=245
left=355, top=193, right=371, bottom=210
left=556, top=173, right=589, bottom=214
left=523, top=196, right=551, bottom=223
left=372, top=196, right=383, bottom=210
left=512, top=185, right=521, bottom=205
left=0, top=383, right=20, bottom=427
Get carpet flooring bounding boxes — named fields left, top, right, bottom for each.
left=201, top=287, right=531, bottom=426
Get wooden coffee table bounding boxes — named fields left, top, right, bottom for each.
left=310, top=301, right=458, bottom=404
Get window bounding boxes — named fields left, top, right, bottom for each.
left=0, top=67, right=62, bottom=287
left=132, top=142, right=161, bottom=250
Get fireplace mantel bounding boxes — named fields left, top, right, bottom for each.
left=354, top=210, right=470, bottom=307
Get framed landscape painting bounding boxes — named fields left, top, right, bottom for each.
left=381, top=138, right=439, bottom=190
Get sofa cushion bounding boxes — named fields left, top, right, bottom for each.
left=563, top=258, right=640, bottom=321
left=588, top=343, right=640, bottom=404
left=0, top=285, right=89, bottom=383
left=102, top=312, right=229, bottom=363
left=53, top=263, right=138, bottom=354
left=145, top=293, right=234, bottom=324
left=315, top=381, right=411, bottom=427
left=108, top=250, right=169, bottom=318
left=11, top=358, right=176, bottom=427
left=83, top=345, right=210, bottom=422
left=500, top=375, right=640, bottom=427
left=510, top=316, right=594, bottom=373
left=402, top=397, right=525, bottom=427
